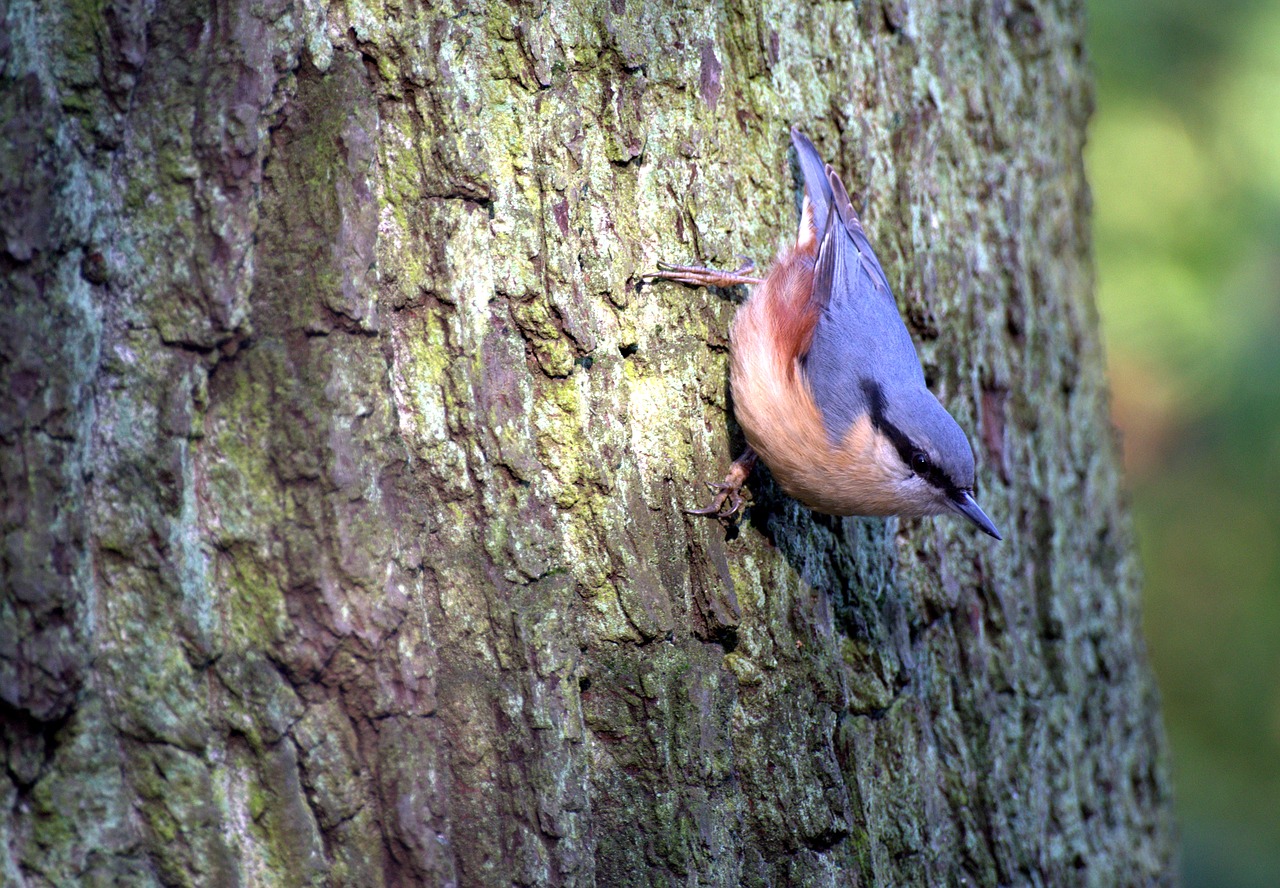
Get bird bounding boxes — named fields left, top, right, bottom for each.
left=650, top=128, right=1001, bottom=539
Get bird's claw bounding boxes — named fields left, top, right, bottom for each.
left=685, top=480, right=748, bottom=521
left=686, top=449, right=758, bottom=522
left=647, top=259, right=762, bottom=289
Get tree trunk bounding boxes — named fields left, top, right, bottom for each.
left=1, top=0, right=1177, bottom=885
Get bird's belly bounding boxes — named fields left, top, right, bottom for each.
left=741, top=407, right=914, bottom=516
left=729, top=306, right=927, bottom=517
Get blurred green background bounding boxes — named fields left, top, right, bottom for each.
left=1086, top=1, right=1280, bottom=885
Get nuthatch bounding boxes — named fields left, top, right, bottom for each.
left=652, top=128, right=1001, bottom=539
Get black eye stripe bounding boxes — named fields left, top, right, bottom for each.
left=861, top=378, right=961, bottom=497
left=912, top=455, right=951, bottom=491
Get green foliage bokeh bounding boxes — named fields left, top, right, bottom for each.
left=1087, top=2, right=1280, bottom=885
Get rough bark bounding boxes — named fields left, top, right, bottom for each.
left=1, top=0, right=1177, bottom=885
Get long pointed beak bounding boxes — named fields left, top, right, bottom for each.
left=949, top=490, right=1002, bottom=540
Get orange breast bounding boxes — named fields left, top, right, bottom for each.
left=729, top=248, right=909, bottom=516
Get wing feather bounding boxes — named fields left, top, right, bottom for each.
left=824, top=166, right=894, bottom=297
left=803, top=165, right=924, bottom=442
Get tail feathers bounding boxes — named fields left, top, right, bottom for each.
left=792, top=128, right=893, bottom=301
left=790, top=128, right=832, bottom=239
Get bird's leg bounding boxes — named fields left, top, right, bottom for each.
left=653, top=258, right=760, bottom=520
left=687, top=447, right=758, bottom=521
left=648, top=259, right=764, bottom=289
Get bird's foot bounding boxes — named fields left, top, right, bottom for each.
left=686, top=480, right=750, bottom=520
left=648, top=258, right=763, bottom=289
left=686, top=449, right=758, bottom=522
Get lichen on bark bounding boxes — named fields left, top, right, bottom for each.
left=1, top=0, right=1176, bottom=885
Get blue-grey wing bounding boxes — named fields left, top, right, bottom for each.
left=804, top=166, right=924, bottom=442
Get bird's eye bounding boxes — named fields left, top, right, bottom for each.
left=910, top=451, right=930, bottom=475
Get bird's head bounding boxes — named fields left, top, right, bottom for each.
left=862, top=382, right=1002, bottom=539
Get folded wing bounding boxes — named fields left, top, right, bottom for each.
left=803, top=163, right=925, bottom=442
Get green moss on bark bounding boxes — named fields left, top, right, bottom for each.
left=3, top=0, right=1176, bottom=884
